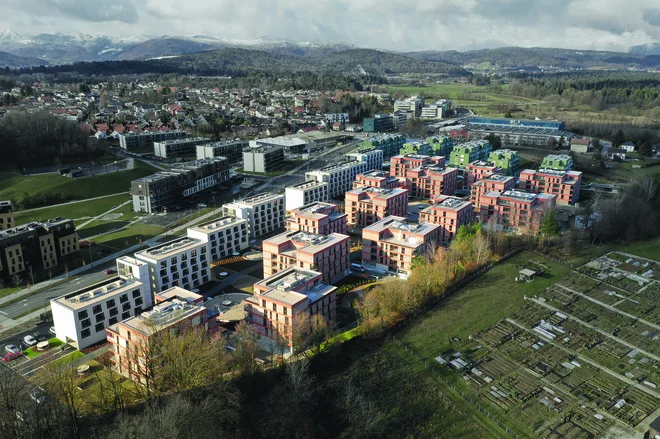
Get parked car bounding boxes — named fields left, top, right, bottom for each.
left=350, top=263, right=365, bottom=273
left=33, top=333, right=47, bottom=342
left=22, top=335, right=37, bottom=347
left=197, top=203, right=208, bottom=208
left=4, top=344, right=20, bottom=354
left=104, top=269, right=115, bottom=275
left=2, top=352, right=22, bottom=363
left=49, top=327, right=56, bottom=336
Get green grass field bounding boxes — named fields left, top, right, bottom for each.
left=0, top=161, right=155, bottom=208
left=619, top=238, right=660, bottom=261
left=78, top=220, right=132, bottom=239
left=14, top=193, right=131, bottom=225
left=92, top=223, right=165, bottom=250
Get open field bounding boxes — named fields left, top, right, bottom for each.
left=92, top=223, right=165, bottom=251
left=0, top=160, right=155, bottom=207
left=388, top=248, right=660, bottom=438
left=13, top=193, right=131, bottom=225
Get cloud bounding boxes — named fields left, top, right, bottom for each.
left=0, top=0, right=659, bottom=51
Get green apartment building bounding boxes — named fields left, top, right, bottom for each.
left=426, top=136, right=454, bottom=157
left=400, top=140, right=433, bottom=156
left=488, top=149, right=520, bottom=176
left=449, top=140, right=492, bottom=169
left=541, top=154, right=573, bottom=171
left=361, top=134, right=406, bottom=160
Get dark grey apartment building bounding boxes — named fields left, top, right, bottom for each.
left=153, top=137, right=213, bottom=159
left=119, top=130, right=187, bottom=150
left=196, top=139, right=249, bottom=164
left=242, top=146, right=285, bottom=173
left=131, top=158, right=231, bottom=214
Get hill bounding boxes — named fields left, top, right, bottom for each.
left=0, top=50, right=48, bottom=68
left=629, top=42, right=660, bottom=56
left=116, top=38, right=219, bottom=60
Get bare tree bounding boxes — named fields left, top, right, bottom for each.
left=292, top=312, right=334, bottom=359
left=26, top=266, right=37, bottom=287
left=230, top=321, right=259, bottom=375
left=11, top=273, right=22, bottom=289
left=39, top=356, right=84, bottom=438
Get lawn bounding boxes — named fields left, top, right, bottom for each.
left=78, top=220, right=131, bottom=239
left=14, top=193, right=131, bottom=225
left=24, top=338, right=64, bottom=359
left=398, top=251, right=570, bottom=363
left=619, top=238, right=660, bottom=261
left=0, top=160, right=155, bottom=208
left=92, top=223, right=165, bottom=250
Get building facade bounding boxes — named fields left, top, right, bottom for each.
left=400, top=140, right=433, bottom=156
left=541, top=154, right=573, bottom=171
left=0, top=201, right=14, bottom=231
left=479, top=190, right=557, bottom=234
left=470, top=174, right=516, bottom=210
left=131, top=158, right=231, bottom=214
left=360, top=135, right=406, bottom=160
left=363, top=114, right=394, bottom=133
left=345, top=188, right=409, bottom=228
left=353, top=170, right=400, bottom=190
left=419, top=196, right=474, bottom=246
left=285, top=202, right=347, bottom=235
left=449, top=140, right=493, bottom=169
left=401, top=166, right=459, bottom=199
left=223, top=193, right=286, bottom=238
left=153, top=137, right=212, bottom=159
left=362, top=216, right=440, bottom=277
left=186, top=216, right=250, bottom=261
left=243, top=146, right=285, bottom=173
left=196, top=139, right=249, bottom=163
left=345, top=148, right=383, bottom=173
left=426, top=136, right=454, bottom=157
left=305, top=160, right=371, bottom=199
left=488, top=149, right=520, bottom=176
left=465, top=161, right=503, bottom=188
left=518, top=169, right=582, bottom=205
left=245, top=267, right=337, bottom=350
left=263, top=231, right=350, bottom=285
left=285, top=181, right=329, bottom=212
left=390, top=154, right=446, bottom=179
left=119, top=130, right=186, bottom=150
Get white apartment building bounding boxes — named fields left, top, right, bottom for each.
left=134, top=237, right=211, bottom=294
left=223, top=193, right=285, bottom=238
left=305, top=160, right=370, bottom=199
left=346, top=148, right=384, bottom=172
left=285, top=181, right=329, bottom=211
left=325, top=113, right=349, bottom=123
left=51, top=264, right=152, bottom=350
left=187, top=216, right=249, bottom=261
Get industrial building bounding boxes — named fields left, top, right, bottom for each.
left=242, top=146, right=285, bottom=173
left=466, top=117, right=567, bottom=148
left=131, top=157, right=231, bottom=214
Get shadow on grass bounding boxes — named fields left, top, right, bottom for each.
left=78, top=221, right=130, bottom=239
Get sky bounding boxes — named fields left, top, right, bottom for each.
left=1, top=0, right=660, bottom=52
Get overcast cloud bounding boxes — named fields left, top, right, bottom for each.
left=1, top=0, right=659, bottom=52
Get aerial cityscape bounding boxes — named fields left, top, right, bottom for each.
left=1, top=1, right=660, bottom=438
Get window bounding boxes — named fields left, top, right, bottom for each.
left=127, top=331, right=131, bottom=340
left=81, top=329, right=91, bottom=339
left=106, top=299, right=116, bottom=309
left=95, top=322, right=105, bottom=333
left=122, top=302, right=131, bottom=312
left=108, top=317, right=118, bottom=325
left=134, top=306, right=142, bottom=315
left=135, top=297, right=143, bottom=307
left=109, top=307, right=118, bottom=317
left=92, top=305, right=102, bottom=314
left=81, top=318, right=91, bottom=329
left=78, top=310, right=88, bottom=320
left=122, top=311, right=131, bottom=320
left=95, top=313, right=105, bottom=323
left=132, top=289, right=141, bottom=299
left=120, top=294, right=129, bottom=303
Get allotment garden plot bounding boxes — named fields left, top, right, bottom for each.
left=397, top=250, right=660, bottom=438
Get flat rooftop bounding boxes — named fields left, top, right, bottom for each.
left=228, top=192, right=283, bottom=206
left=266, top=231, right=348, bottom=253
left=254, top=267, right=335, bottom=306
left=188, top=216, right=247, bottom=234
left=156, top=286, right=203, bottom=303
left=120, top=297, right=203, bottom=336
left=121, top=130, right=186, bottom=138
left=154, top=137, right=210, bottom=145
left=347, top=187, right=407, bottom=199
left=425, top=196, right=471, bottom=211
left=544, top=154, right=572, bottom=161
left=292, top=202, right=343, bottom=218
left=483, top=174, right=514, bottom=183
left=53, top=277, right=143, bottom=311
left=287, top=180, right=327, bottom=190
left=316, top=160, right=362, bottom=173
left=136, top=237, right=204, bottom=260
left=366, top=216, right=439, bottom=246
left=360, top=170, right=395, bottom=179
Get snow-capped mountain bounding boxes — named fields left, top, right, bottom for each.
left=0, top=31, right=357, bottom=64
left=629, top=42, right=660, bottom=56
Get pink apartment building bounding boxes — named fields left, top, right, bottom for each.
left=285, top=202, right=347, bottom=235
left=478, top=190, right=557, bottom=234
left=419, top=195, right=474, bottom=245
left=362, top=216, right=440, bottom=276
left=345, top=187, right=409, bottom=227
left=402, top=166, right=459, bottom=199
left=465, top=161, right=503, bottom=188
left=390, top=154, right=446, bottom=179
left=245, top=267, right=336, bottom=350
left=470, top=174, right=516, bottom=210
left=262, top=231, right=350, bottom=285
left=353, top=170, right=400, bottom=189
left=518, top=169, right=582, bottom=205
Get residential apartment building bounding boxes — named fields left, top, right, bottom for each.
left=285, top=181, right=329, bottom=211
left=402, top=166, right=459, bottom=199
left=518, top=169, right=582, bottom=205
left=263, top=231, right=350, bottom=285
left=541, top=154, right=573, bottom=171
left=488, top=149, right=520, bottom=176
left=478, top=190, right=557, bottom=234
left=245, top=267, right=337, bottom=350
left=345, top=188, right=408, bottom=228
left=119, top=130, right=186, bottom=150
left=285, top=202, right=347, bottom=235
left=449, top=140, right=493, bottom=169
left=419, top=196, right=474, bottom=246
left=106, top=287, right=207, bottom=384
left=196, top=139, right=249, bottom=163
left=362, top=216, right=440, bottom=277
left=305, top=160, right=370, bottom=199
left=153, top=137, right=212, bottom=159
left=242, top=146, right=285, bottom=173
left=134, top=237, right=210, bottom=294
left=345, top=148, right=383, bottom=173
left=0, top=218, right=79, bottom=281
left=353, top=170, right=400, bottom=190
left=390, top=154, right=446, bottom=179
left=325, top=113, right=349, bottom=123
left=0, top=201, right=14, bottom=230
left=223, top=193, right=285, bottom=238
left=465, top=161, right=503, bottom=188
left=187, top=216, right=249, bottom=261
left=131, top=157, right=231, bottom=214
left=51, top=259, right=151, bottom=350
left=426, top=136, right=454, bottom=157
left=400, top=140, right=433, bottom=156
left=360, top=134, right=405, bottom=160
left=363, top=114, right=394, bottom=133
left=470, top=174, right=516, bottom=210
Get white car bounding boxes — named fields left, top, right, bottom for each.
left=23, top=335, right=37, bottom=347
left=4, top=344, right=19, bottom=354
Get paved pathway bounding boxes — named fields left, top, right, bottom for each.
left=19, top=192, right=128, bottom=213
left=206, top=264, right=263, bottom=297
left=77, top=199, right=132, bottom=229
